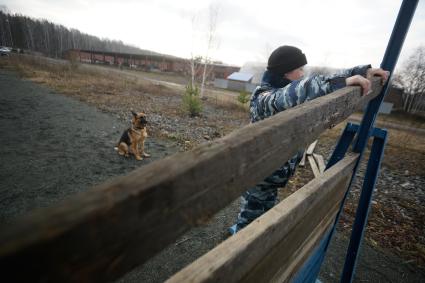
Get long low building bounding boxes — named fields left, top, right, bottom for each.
left=64, top=49, right=239, bottom=80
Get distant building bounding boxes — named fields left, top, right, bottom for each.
left=227, top=72, right=254, bottom=92
left=239, top=62, right=266, bottom=85
left=63, top=49, right=239, bottom=81
left=379, top=86, right=404, bottom=114
left=384, top=86, right=404, bottom=110
left=378, top=102, right=393, bottom=114
left=214, top=72, right=257, bottom=92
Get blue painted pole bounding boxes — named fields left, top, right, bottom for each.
left=339, top=1, right=418, bottom=282
left=341, top=128, right=387, bottom=282
left=326, top=123, right=359, bottom=170
left=352, top=0, right=418, bottom=154
left=294, top=1, right=417, bottom=282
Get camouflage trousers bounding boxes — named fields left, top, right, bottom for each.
left=235, top=152, right=303, bottom=232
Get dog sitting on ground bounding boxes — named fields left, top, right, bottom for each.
left=115, top=111, right=150, bottom=161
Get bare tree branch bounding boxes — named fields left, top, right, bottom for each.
left=395, top=45, right=425, bottom=113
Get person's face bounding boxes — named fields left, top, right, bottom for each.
left=284, top=67, right=305, bottom=81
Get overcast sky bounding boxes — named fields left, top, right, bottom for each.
left=1, top=0, right=424, bottom=70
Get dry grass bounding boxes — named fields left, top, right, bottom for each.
left=379, top=111, right=425, bottom=128
left=318, top=121, right=425, bottom=268
left=278, top=120, right=425, bottom=268
left=204, top=89, right=250, bottom=113
left=319, top=120, right=425, bottom=176
left=0, top=54, right=248, bottom=145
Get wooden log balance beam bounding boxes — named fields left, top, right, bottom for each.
left=0, top=78, right=383, bottom=282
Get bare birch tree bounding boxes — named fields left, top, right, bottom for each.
left=393, top=46, right=425, bottom=114
left=187, top=14, right=202, bottom=89
left=199, top=3, right=220, bottom=98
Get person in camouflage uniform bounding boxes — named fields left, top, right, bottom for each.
left=229, top=45, right=389, bottom=234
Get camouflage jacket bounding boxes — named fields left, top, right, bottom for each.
left=250, top=65, right=371, bottom=122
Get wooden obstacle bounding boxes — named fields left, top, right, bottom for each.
left=0, top=79, right=383, bottom=282
left=301, top=140, right=327, bottom=178
left=166, top=154, right=358, bottom=283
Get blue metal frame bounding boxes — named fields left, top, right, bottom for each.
left=292, top=228, right=333, bottom=283
left=341, top=128, right=387, bottom=282
left=331, top=1, right=417, bottom=282
left=337, top=0, right=418, bottom=281
left=326, top=123, right=358, bottom=169
left=292, top=0, right=418, bottom=282
left=353, top=0, right=419, bottom=155
left=293, top=125, right=387, bottom=283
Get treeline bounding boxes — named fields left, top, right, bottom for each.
left=0, top=10, right=158, bottom=57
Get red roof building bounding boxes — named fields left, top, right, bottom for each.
left=64, top=49, right=239, bottom=81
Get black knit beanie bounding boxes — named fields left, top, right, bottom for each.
left=267, top=45, right=307, bottom=76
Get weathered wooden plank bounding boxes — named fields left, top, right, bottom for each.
left=166, top=154, right=358, bottom=283
left=306, top=140, right=318, bottom=155
left=245, top=186, right=342, bottom=283
left=313, top=153, right=326, bottom=173
left=308, top=155, right=321, bottom=177
left=0, top=79, right=381, bottom=283
left=271, top=204, right=337, bottom=282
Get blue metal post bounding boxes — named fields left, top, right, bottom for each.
left=292, top=123, right=360, bottom=283
left=308, top=1, right=418, bottom=282
left=352, top=0, right=418, bottom=154
left=339, top=1, right=418, bottom=281
left=325, top=123, right=359, bottom=170
left=290, top=1, right=417, bottom=281
left=341, top=128, right=388, bottom=282
left=336, top=1, right=418, bottom=281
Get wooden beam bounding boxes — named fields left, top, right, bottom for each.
left=0, top=79, right=382, bottom=283
left=306, top=140, right=318, bottom=155
left=308, top=155, right=321, bottom=178
left=313, top=153, right=326, bottom=173
left=166, top=154, right=358, bottom=283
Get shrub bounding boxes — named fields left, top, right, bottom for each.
left=237, top=91, right=250, bottom=105
left=182, top=84, right=203, bottom=117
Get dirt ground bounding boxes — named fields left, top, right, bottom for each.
left=1, top=58, right=425, bottom=282
left=0, top=69, right=178, bottom=221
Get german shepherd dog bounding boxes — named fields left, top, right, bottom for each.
left=115, top=111, right=150, bottom=160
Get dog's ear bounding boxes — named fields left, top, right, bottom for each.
left=131, top=111, right=138, bottom=117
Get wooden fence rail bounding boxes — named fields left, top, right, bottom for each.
left=167, top=154, right=358, bottom=283
left=0, top=78, right=382, bottom=282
